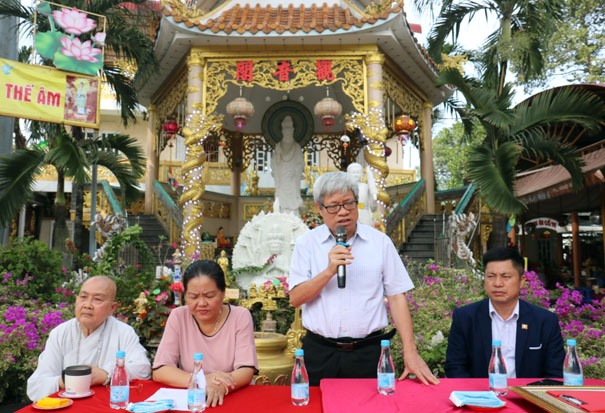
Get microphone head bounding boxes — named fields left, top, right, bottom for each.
left=335, top=225, right=347, bottom=241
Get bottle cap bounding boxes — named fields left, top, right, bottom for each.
left=194, top=353, right=203, bottom=360
left=381, top=340, right=390, bottom=347
left=116, top=350, right=125, bottom=358
left=295, top=349, right=304, bottom=356
left=492, top=340, right=501, bottom=346
left=566, top=339, right=576, bottom=346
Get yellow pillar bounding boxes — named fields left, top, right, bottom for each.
left=363, top=52, right=390, bottom=221
left=420, top=101, right=435, bottom=214
left=181, top=53, right=206, bottom=258
left=144, top=105, right=157, bottom=214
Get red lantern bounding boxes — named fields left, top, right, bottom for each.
left=394, top=115, right=416, bottom=145
left=226, top=97, right=254, bottom=130
left=162, top=119, right=179, bottom=138
left=340, top=135, right=350, bottom=153
left=314, top=90, right=342, bottom=131
left=384, top=146, right=392, bottom=157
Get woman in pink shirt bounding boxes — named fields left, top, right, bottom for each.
left=152, top=260, right=258, bottom=407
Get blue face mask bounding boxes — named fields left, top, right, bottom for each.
left=450, top=391, right=506, bottom=408
left=126, top=399, right=175, bottom=413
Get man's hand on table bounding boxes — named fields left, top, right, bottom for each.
left=399, top=350, right=440, bottom=385
left=90, top=366, right=109, bottom=385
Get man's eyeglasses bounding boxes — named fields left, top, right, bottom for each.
left=320, top=200, right=358, bottom=214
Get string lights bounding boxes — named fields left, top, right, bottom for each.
left=179, top=110, right=224, bottom=258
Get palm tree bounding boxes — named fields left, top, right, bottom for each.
left=436, top=68, right=604, bottom=215
left=0, top=127, right=145, bottom=249
left=0, top=0, right=157, bottom=250
left=426, top=0, right=563, bottom=96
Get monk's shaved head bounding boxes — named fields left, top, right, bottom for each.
left=81, top=275, right=117, bottom=301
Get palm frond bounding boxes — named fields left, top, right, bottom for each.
left=511, top=88, right=604, bottom=137
left=103, top=134, right=146, bottom=177
left=467, top=142, right=526, bottom=214
left=0, top=149, right=44, bottom=226
left=95, top=151, right=141, bottom=204
left=518, top=135, right=585, bottom=189
left=46, top=132, right=89, bottom=182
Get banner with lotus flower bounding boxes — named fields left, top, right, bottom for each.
left=0, top=58, right=100, bottom=128
left=34, top=1, right=106, bottom=76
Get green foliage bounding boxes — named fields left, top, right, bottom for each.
left=0, top=237, right=67, bottom=303
left=95, top=225, right=156, bottom=313
left=389, top=260, right=486, bottom=377
left=537, top=0, right=605, bottom=85
left=0, top=277, right=74, bottom=404
left=433, top=122, right=486, bottom=189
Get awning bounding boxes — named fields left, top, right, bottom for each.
left=515, top=146, right=605, bottom=205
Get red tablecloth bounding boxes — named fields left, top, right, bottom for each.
left=19, top=380, right=322, bottom=413
left=320, top=378, right=605, bottom=412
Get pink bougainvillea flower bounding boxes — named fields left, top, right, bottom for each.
left=60, top=36, right=102, bottom=62
left=94, top=32, right=106, bottom=45
left=52, top=7, right=96, bottom=35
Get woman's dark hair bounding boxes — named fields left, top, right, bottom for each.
left=183, top=260, right=226, bottom=292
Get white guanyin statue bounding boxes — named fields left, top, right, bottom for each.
left=270, top=116, right=305, bottom=216
left=346, top=162, right=378, bottom=226
left=232, top=211, right=308, bottom=291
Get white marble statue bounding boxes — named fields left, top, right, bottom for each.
left=347, top=162, right=378, bottom=226
left=232, top=211, right=308, bottom=291
left=271, top=116, right=304, bottom=215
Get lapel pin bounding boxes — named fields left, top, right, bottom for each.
left=522, top=324, right=528, bottom=330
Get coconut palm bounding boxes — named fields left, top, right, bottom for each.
left=0, top=127, right=145, bottom=249
left=436, top=68, right=604, bottom=215
left=426, top=0, right=563, bottom=95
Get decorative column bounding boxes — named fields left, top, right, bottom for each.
left=420, top=101, right=435, bottom=214
left=144, top=105, right=158, bottom=214
left=363, top=52, right=390, bottom=226
left=180, top=53, right=207, bottom=258
left=571, top=211, right=581, bottom=287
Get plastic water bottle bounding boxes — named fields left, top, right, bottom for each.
left=377, top=339, right=396, bottom=395
left=188, top=353, right=206, bottom=412
left=563, top=339, right=583, bottom=386
left=110, top=350, right=129, bottom=409
left=291, top=349, right=309, bottom=406
left=488, top=340, right=508, bottom=396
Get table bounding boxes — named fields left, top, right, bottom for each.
left=18, top=380, right=322, bottom=413
left=320, top=378, right=605, bottom=412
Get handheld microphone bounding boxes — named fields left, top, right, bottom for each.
left=335, top=225, right=347, bottom=288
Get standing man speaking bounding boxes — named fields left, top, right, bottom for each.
left=289, top=171, right=438, bottom=386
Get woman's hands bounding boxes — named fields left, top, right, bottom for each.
left=205, top=371, right=235, bottom=407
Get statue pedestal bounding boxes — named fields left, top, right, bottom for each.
left=254, top=332, right=293, bottom=385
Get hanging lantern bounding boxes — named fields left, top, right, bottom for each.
left=314, top=89, right=342, bottom=131
left=226, top=97, right=254, bottom=130
left=162, top=119, right=179, bottom=139
left=340, top=134, right=350, bottom=153
left=384, top=146, right=392, bottom=157
left=219, top=135, right=226, bottom=147
left=394, top=115, right=416, bottom=145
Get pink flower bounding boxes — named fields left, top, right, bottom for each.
left=60, top=36, right=102, bottom=62
left=52, top=7, right=96, bottom=35
left=94, top=32, right=106, bottom=45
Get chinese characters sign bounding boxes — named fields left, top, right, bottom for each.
left=0, top=58, right=100, bottom=128
left=234, top=59, right=336, bottom=83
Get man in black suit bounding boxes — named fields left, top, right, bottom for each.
left=445, top=247, right=564, bottom=378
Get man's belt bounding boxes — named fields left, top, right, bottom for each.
left=306, top=329, right=396, bottom=351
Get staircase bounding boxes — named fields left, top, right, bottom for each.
left=127, top=215, right=175, bottom=261
left=399, top=214, right=445, bottom=264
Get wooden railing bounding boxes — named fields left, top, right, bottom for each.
left=152, top=181, right=183, bottom=244
left=386, top=179, right=426, bottom=247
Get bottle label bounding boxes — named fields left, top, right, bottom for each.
left=489, top=373, right=507, bottom=389
left=188, top=388, right=206, bottom=405
left=564, top=373, right=583, bottom=386
left=377, top=373, right=395, bottom=389
left=110, top=386, right=129, bottom=403
left=291, top=383, right=309, bottom=400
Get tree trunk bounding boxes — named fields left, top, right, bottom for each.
left=52, top=170, right=68, bottom=253
left=71, top=126, right=85, bottom=252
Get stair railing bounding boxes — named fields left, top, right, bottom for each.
left=386, top=179, right=426, bottom=247
left=152, top=181, right=183, bottom=245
